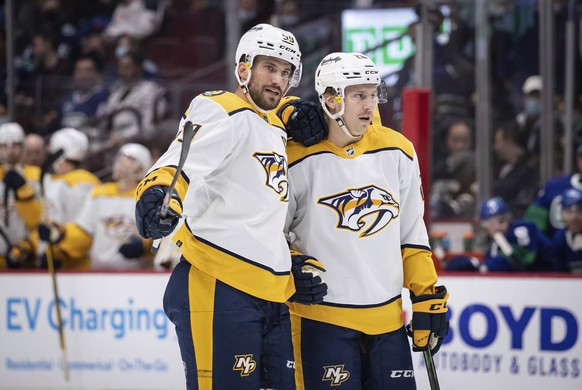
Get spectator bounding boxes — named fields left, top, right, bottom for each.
left=445, top=197, right=554, bottom=272
left=111, top=34, right=159, bottom=80
left=58, top=52, right=109, bottom=132
left=103, top=0, right=159, bottom=42
left=551, top=188, right=582, bottom=273
left=524, top=145, right=582, bottom=236
left=492, top=120, right=539, bottom=218
left=102, top=51, right=167, bottom=146
left=23, top=133, right=48, bottom=167
left=16, top=28, right=73, bottom=135
left=274, top=0, right=301, bottom=30
left=40, top=143, right=154, bottom=270
left=431, top=119, right=476, bottom=219
left=0, top=123, right=42, bottom=269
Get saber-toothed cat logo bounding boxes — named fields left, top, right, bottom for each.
left=254, top=152, right=289, bottom=202
left=319, top=185, right=399, bottom=237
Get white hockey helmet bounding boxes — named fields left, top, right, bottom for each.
left=49, top=128, right=89, bottom=162
left=0, top=122, right=25, bottom=145
left=235, top=23, right=302, bottom=93
left=118, top=143, right=152, bottom=176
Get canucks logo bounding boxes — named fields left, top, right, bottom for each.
left=254, top=152, right=289, bottom=202
left=233, top=354, right=256, bottom=377
left=318, top=185, right=399, bottom=237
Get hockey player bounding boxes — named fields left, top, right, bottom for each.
left=446, top=197, right=554, bottom=272
left=40, top=143, right=153, bottom=269
left=134, top=24, right=324, bottom=389
left=524, top=145, right=582, bottom=236
left=551, top=188, right=582, bottom=273
left=0, top=122, right=42, bottom=268
left=282, top=52, right=448, bottom=389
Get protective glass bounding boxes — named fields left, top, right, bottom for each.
left=344, top=81, right=389, bottom=105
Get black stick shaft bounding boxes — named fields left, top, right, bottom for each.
left=423, top=349, right=440, bottom=390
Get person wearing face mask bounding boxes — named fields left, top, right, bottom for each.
left=515, top=75, right=563, bottom=168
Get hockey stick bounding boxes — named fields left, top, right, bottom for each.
left=423, top=348, right=440, bottom=390
left=152, top=121, right=197, bottom=252
left=39, top=150, right=69, bottom=381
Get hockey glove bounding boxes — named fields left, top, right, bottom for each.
left=38, top=221, right=65, bottom=244
left=289, top=255, right=328, bottom=305
left=135, top=185, right=182, bottom=239
left=3, top=170, right=35, bottom=200
left=407, top=285, right=449, bottom=355
left=6, top=240, right=35, bottom=268
left=119, top=236, right=146, bottom=259
left=277, top=98, right=328, bottom=147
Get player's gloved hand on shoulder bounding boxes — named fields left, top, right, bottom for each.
left=38, top=221, right=65, bottom=244
left=289, top=254, right=328, bottom=305
left=119, top=236, right=145, bottom=259
left=407, top=285, right=449, bottom=355
left=277, top=98, right=328, bottom=147
left=135, top=185, right=182, bottom=239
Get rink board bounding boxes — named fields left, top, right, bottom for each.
left=0, top=272, right=581, bottom=390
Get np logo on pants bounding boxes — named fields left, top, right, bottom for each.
left=233, top=354, right=257, bottom=377
left=322, top=365, right=350, bottom=385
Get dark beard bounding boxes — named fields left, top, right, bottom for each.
left=248, top=82, right=281, bottom=111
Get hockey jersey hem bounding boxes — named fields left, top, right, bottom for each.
left=287, top=295, right=404, bottom=335
left=173, top=223, right=295, bottom=303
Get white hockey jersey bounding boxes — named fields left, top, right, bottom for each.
left=137, top=91, right=294, bottom=302
left=285, top=124, right=438, bottom=334
left=67, top=182, right=152, bottom=269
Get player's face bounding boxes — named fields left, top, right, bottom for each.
left=112, top=154, right=141, bottom=181
left=0, top=143, right=24, bottom=165
left=563, top=206, right=582, bottom=234
left=342, top=84, right=377, bottom=136
left=248, top=56, right=292, bottom=110
left=481, top=215, right=509, bottom=237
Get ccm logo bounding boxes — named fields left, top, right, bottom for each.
left=279, top=45, right=296, bottom=53
left=430, top=302, right=447, bottom=311
left=390, top=370, right=414, bottom=378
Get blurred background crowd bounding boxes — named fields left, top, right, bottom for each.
left=1, top=0, right=582, bottom=273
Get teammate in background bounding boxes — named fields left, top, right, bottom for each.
left=280, top=52, right=448, bottom=389
left=524, top=144, right=582, bottom=237
left=134, top=24, right=321, bottom=389
left=31, top=127, right=101, bottom=269
left=40, top=144, right=154, bottom=270
left=551, top=188, right=582, bottom=273
left=0, top=122, right=42, bottom=268
left=446, top=197, right=555, bottom=272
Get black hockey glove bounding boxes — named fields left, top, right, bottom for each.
left=135, top=185, right=182, bottom=239
left=289, top=255, right=328, bottom=305
left=38, top=221, right=65, bottom=244
left=119, top=236, right=145, bottom=259
left=6, top=240, right=35, bottom=268
left=277, top=98, right=328, bottom=147
left=407, top=285, right=449, bottom=355
left=3, top=170, right=35, bottom=200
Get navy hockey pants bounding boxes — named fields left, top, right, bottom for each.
left=291, top=315, right=416, bottom=390
left=164, top=259, right=295, bottom=389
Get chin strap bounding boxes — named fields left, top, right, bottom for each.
left=242, top=84, right=270, bottom=114
left=335, top=116, right=361, bottom=140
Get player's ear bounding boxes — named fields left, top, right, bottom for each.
left=237, top=62, right=249, bottom=83
left=323, top=93, right=338, bottom=113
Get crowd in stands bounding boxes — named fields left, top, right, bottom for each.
left=1, top=0, right=581, bottom=273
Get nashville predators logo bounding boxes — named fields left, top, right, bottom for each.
left=233, top=354, right=256, bottom=377
left=322, top=365, right=350, bottom=386
left=318, top=185, right=399, bottom=237
left=254, top=152, right=289, bottom=202
left=102, top=216, right=135, bottom=241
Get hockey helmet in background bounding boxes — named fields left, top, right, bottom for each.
left=479, top=197, right=510, bottom=221
left=49, top=128, right=89, bottom=162
left=0, top=122, right=25, bottom=145
left=234, top=23, right=302, bottom=94
left=118, top=143, right=152, bottom=177
left=561, top=188, right=582, bottom=209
